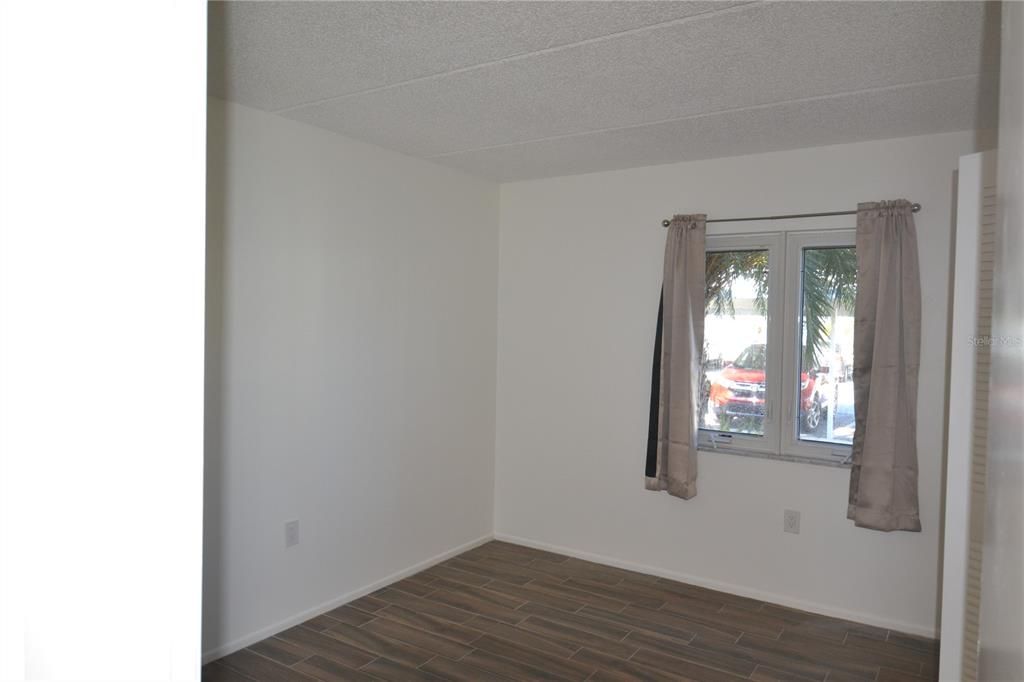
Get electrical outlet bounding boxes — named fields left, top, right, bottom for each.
left=285, top=520, right=300, bottom=548
left=783, top=509, right=801, bottom=534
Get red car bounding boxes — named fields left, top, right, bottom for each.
left=708, top=344, right=830, bottom=432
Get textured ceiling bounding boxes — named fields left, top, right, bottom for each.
left=209, top=1, right=1000, bottom=182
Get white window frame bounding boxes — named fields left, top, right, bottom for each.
left=780, top=229, right=856, bottom=465
left=698, top=228, right=855, bottom=467
left=697, top=233, right=783, bottom=456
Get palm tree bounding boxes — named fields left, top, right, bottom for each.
left=704, top=247, right=856, bottom=367
left=705, top=250, right=768, bottom=318
left=798, top=247, right=856, bottom=368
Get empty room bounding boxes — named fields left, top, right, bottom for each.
left=2, top=1, right=1022, bottom=681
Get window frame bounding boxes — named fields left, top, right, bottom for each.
left=697, top=233, right=783, bottom=457
left=697, top=228, right=856, bottom=467
left=780, top=229, right=856, bottom=465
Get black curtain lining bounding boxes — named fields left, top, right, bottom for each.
left=645, top=290, right=663, bottom=478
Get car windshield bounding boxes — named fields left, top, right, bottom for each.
left=733, top=344, right=766, bottom=370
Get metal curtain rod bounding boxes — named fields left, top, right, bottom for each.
left=660, top=202, right=921, bottom=227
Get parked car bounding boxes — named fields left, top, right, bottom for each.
left=708, top=344, right=830, bottom=433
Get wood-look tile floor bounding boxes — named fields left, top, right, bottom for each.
left=204, top=541, right=939, bottom=681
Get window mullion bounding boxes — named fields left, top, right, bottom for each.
left=780, top=232, right=801, bottom=455
left=766, top=234, right=786, bottom=454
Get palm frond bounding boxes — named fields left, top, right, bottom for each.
left=702, top=246, right=856, bottom=370
left=704, top=250, right=768, bottom=316
left=801, top=247, right=857, bottom=367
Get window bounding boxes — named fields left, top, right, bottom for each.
left=699, top=230, right=855, bottom=466
left=796, top=246, right=856, bottom=446
left=701, top=249, right=769, bottom=437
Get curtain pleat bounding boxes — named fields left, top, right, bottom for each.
left=848, top=200, right=922, bottom=531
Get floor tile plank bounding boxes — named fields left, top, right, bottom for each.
left=516, top=615, right=639, bottom=660
left=562, top=577, right=666, bottom=609
left=619, top=604, right=742, bottom=644
left=688, top=633, right=829, bottom=681
left=346, top=595, right=388, bottom=614
left=387, top=577, right=437, bottom=597
left=291, top=654, right=378, bottom=682
left=459, top=648, right=572, bottom=681
left=749, top=663, right=821, bottom=681
left=525, top=558, right=624, bottom=586
left=629, top=646, right=751, bottom=682
left=322, top=621, right=435, bottom=667
left=274, top=626, right=377, bottom=670
left=517, top=602, right=632, bottom=641
left=464, top=615, right=580, bottom=658
left=449, top=555, right=566, bottom=586
left=886, top=631, right=939, bottom=655
left=301, top=614, right=348, bottom=633
left=661, top=602, right=786, bottom=639
left=846, top=632, right=931, bottom=666
left=571, top=648, right=691, bottom=682
left=878, top=667, right=927, bottom=682
left=219, top=649, right=316, bottom=682
left=420, top=564, right=492, bottom=587
left=460, top=544, right=539, bottom=567
left=424, top=587, right=527, bottom=624
left=361, top=616, right=474, bottom=660
left=201, top=661, right=256, bottom=682
left=515, top=577, right=630, bottom=612
left=372, top=587, right=476, bottom=624
left=470, top=634, right=597, bottom=681
left=376, top=604, right=483, bottom=644
left=624, top=629, right=757, bottom=677
left=477, top=579, right=586, bottom=613
left=420, top=654, right=516, bottom=681
left=737, top=633, right=879, bottom=680
left=247, top=636, right=310, bottom=666
left=322, top=605, right=375, bottom=627
left=779, top=630, right=921, bottom=674
left=359, top=656, right=447, bottom=681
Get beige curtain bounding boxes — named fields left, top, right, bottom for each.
left=848, top=200, right=922, bottom=531
left=646, top=215, right=706, bottom=499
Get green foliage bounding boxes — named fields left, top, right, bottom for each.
left=704, top=247, right=857, bottom=368
left=704, top=250, right=768, bottom=317
left=800, top=247, right=856, bottom=367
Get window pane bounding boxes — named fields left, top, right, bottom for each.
left=701, top=250, right=769, bottom=436
left=797, top=246, right=856, bottom=445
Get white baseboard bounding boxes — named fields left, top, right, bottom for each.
left=494, top=532, right=938, bottom=639
left=202, top=533, right=494, bottom=664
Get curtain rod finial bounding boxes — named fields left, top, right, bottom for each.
left=661, top=219, right=671, bottom=227
left=912, top=203, right=921, bottom=213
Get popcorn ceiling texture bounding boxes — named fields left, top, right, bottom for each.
left=210, top=1, right=999, bottom=181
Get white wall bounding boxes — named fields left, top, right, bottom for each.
left=0, top=2, right=205, bottom=679
left=979, top=2, right=1024, bottom=679
left=495, top=131, right=984, bottom=636
left=204, top=99, right=499, bottom=658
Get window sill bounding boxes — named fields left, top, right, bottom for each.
left=698, top=444, right=852, bottom=469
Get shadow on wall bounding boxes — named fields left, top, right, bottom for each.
left=973, top=0, right=1001, bottom=151
left=202, top=92, right=228, bottom=655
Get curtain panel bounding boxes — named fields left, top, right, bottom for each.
left=848, top=200, right=923, bottom=532
left=646, top=215, right=706, bottom=499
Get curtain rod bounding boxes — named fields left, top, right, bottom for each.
left=660, top=203, right=921, bottom=227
